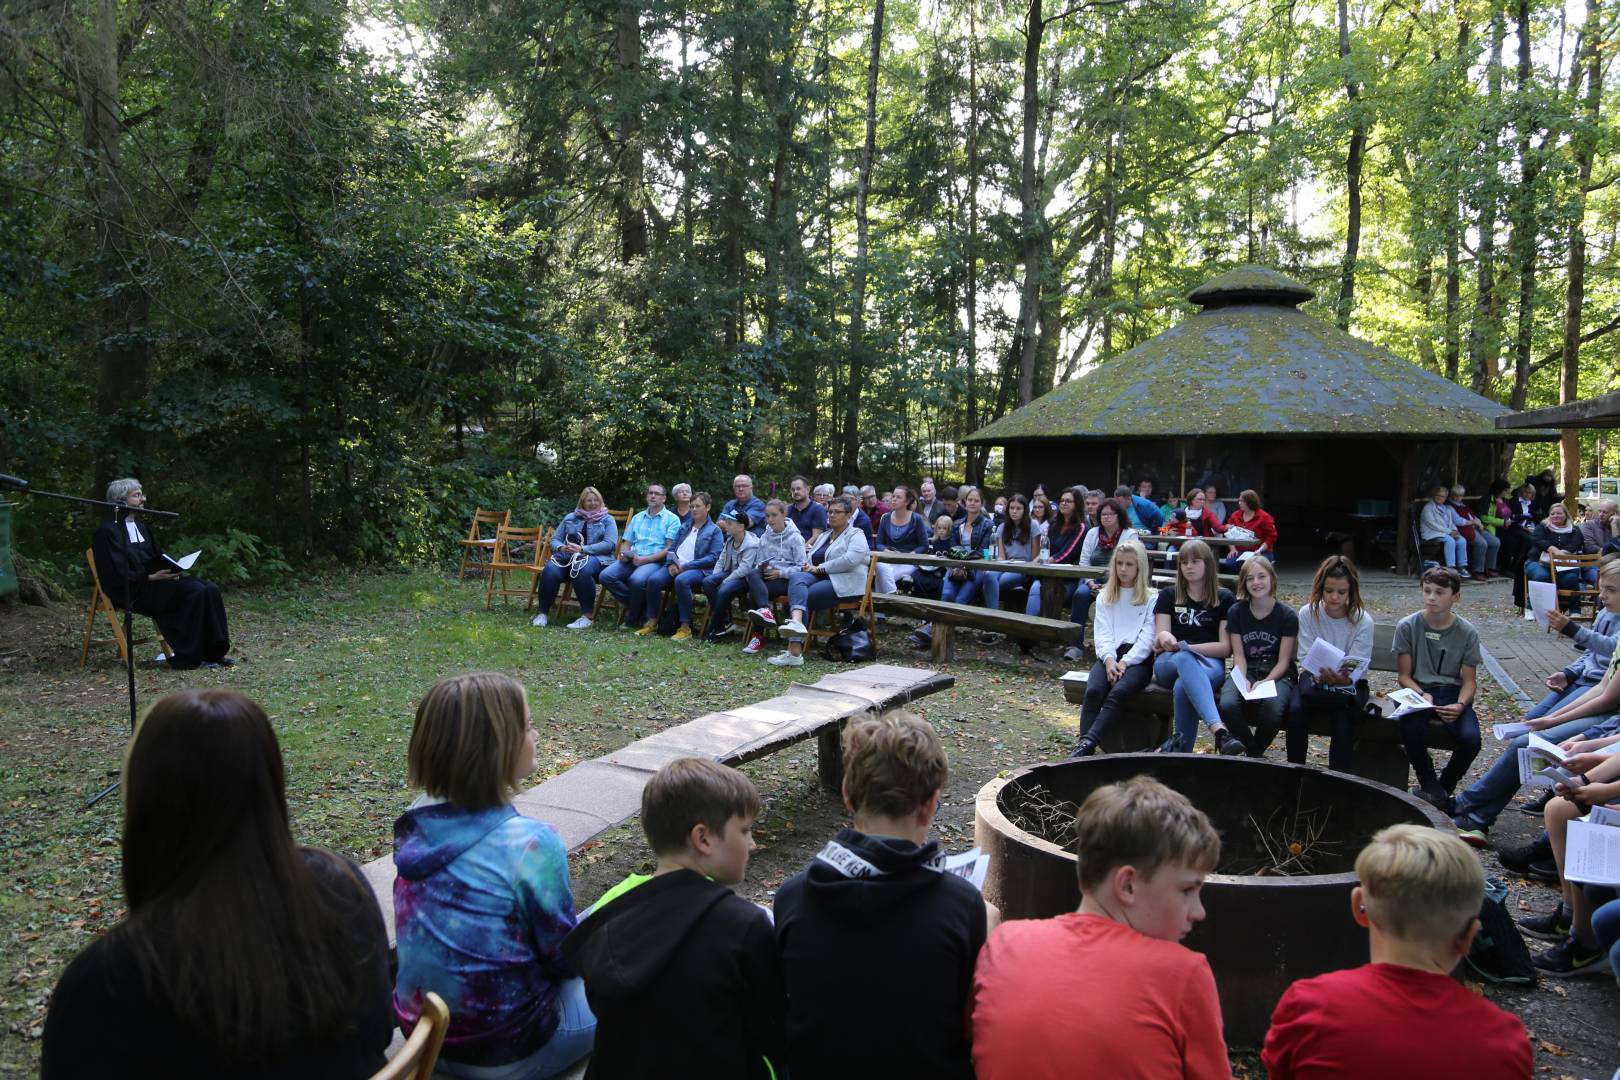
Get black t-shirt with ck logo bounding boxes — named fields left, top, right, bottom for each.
left=1154, top=586, right=1237, bottom=647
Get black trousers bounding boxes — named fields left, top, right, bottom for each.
left=132, top=577, right=230, bottom=667
left=1077, top=647, right=1154, bottom=749
left=1285, top=672, right=1369, bottom=773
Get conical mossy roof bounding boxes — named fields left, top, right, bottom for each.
left=966, top=266, right=1543, bottom=444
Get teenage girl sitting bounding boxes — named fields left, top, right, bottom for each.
left=1151, top=539, right=1239, bottom=755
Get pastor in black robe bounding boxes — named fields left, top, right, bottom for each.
left=91, top=517, right=231, bottom=669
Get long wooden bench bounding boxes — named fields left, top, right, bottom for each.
left=1061, top=623, right=1460, bottom=789
left=360, top=663, right=953, bottom=943
left=873, top=594, right=1081, bottom=663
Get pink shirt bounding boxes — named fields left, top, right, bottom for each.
left=969, top=913, right=1231, bottom=1080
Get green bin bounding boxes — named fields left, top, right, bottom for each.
left=0, top=501, right=16, bottom=599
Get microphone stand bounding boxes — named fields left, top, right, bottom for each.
left=0, top=475, right=179, bottom=808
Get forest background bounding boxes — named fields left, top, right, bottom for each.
left=3, top=0, right=1619, bottom=581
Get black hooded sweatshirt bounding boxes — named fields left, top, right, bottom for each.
left=561, top=869, right=783, bottom=1080
left=773, top=828, right=987, bottom=1080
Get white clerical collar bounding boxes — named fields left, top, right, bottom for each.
left=124, top=520, right=145, bottom=544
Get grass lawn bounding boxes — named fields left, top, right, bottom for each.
left=1, top=567, right=1613, bottom=1076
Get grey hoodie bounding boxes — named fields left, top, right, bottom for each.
left=757, top=518, right=807, bottom=575
left=715, top=531, right=765, bottom=584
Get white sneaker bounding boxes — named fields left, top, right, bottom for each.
left=567, top=616, right=594, bottom=630
left=781, top=619, right=807, bottom=636
left=752, top=607, right=777, bottom=626
left=768, top=651, right=804, bottom=667
left=531, top=613, right=549, bottom=627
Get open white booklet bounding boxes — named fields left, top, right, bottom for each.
left=159, top=550, right=201, bottom=573
left=1565, top=820, right=1620, bottom=887
left=1230, top=668, right=1278, bottom=701
left=1298, top=638, right=1369, bottom=683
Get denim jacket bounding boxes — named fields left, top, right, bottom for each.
left=550, top=512, right=619, bottom=558
left=664, top=520, right=724, bottom=572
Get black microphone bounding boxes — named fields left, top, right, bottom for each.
left=0, top=473, right=28, bottom=491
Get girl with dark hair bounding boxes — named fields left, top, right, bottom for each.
left=394, top=672, right=595, bottom=1078
left=1284, top=556, right=1374, bottom=772
left=43, top=690, right=392, bottom=1077
left=1022, top=487, right=1088, bottom=618
left=1063, top=498, right=1140, bottom=661
left=1151, top=539, right=1238, bottom=754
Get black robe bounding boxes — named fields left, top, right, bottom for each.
left=91, top=518, right=230, bottom=668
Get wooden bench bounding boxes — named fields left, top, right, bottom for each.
left=360, top=663, right=953, bottom=944
left=873, top=593, right=1082, bottom=663
left=1060, top=623, right=1460, bottom=789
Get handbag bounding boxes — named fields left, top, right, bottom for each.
left=824, top=615, right=876, bottom=663
left=1224, top=525, right=1257, bottom=542
left=1464, top=877, right=1537, bottom=984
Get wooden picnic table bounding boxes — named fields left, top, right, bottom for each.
left=1134, top=532, right=1249, bottom=550
left=872, top=551, right=1236, bottom=621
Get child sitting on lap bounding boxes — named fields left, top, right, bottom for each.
left=1262, top=825, right=1531, bottom=1078
left=563, top=758, right=783, bottom=1080
left=969, top=774, right=1231, bottom=1079
left=775, top=713, right=992, bottom=1079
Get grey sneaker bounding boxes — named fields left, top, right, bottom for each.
left=1061, top=645, right=1084, bottom=663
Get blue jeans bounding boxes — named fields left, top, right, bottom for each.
left=788, top=572, right=844, bottom=622
left=1219, top=551, right=1274, bottom=573
left=1069, top=580, right=1100, bottom=629
left=943, top=570, right=999, bottom=608
left=1524, top=561, right=1596, bottom=610
left=1454, top=700, right=1618, bottom=828
left=1025, top=579, right=1079, bottom=618
left=989, top=571, right=1026, bottom=610
left=436, top=976, right=595, bottom=1079
left=599, top=559, right=667, bottom=625
left=671, top=568, right=707, bottom=625
left=536, top=556, right=604, bottom=616
left=1154, top=649, right=1226, bottom=748
left=1591, top=896, right=1620, bottom=987
left=1399, top=683, right=1482, bottom=792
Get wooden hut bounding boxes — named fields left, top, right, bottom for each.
left=964, top=266, right=1558, bottom=570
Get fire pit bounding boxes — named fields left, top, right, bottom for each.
left=974, top=754, right=1451, bottom=1048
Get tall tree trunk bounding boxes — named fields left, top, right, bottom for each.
left=1336, top=0, right=1366, bottom=330
left=1467, top=3, right=1506, bottom=396
left=965, top=0, right=983, bottom=485
left=1507, top=0, right=1540, bottom=411
left=838, top=0, right=884, bottom=480
left=1443, top=13, right=1471, bottom=384
left=1015, top=0, right=1044, bottom=407
left=1561, top=0, right=1602, bottom=503
left=723, top=49, right=745, bottom=354
left=616, top=2, right=647, bottom=262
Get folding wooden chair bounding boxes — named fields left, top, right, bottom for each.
left=80, top=549, right=172, bottom=667
left=369, top=991, right=450, bottom=1080
left=485, top=526, right=548, bottom=610
left=803, top=556, right=880, bottom=652
left=1547, top=552, right=1603, bottom=622
left=457, top=508, right=511, bottom=580
left=590, top=539, right=632, bottom=628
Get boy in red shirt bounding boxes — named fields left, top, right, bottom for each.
left=969, top=775, right=1231, bottom=1080
left=1262, top=824, right=1531, bottom=1079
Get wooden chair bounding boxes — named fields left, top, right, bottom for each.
left=457, top=508, right=511, bottom=580
left=1546, top=552, right=1603, bottom=621
left=80, top=549, right=172, bottom=667
left=369, top=992, right=450, bottom=1080
left=484, top=526, right=549, bottom=610
left=590, top=539, right=632, bottom=628
left=802, top=556, right=880, bottom=652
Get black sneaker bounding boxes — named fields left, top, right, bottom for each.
left=1518, top=904, right=1572, bottom=942
left=1532, top=936, right=1611, bottom=978
left=1215, top=729, right=1247, bottom=756
left=1498, top=835, right=1559, bottom=882
left=1518, top=789, right=1556, bottom=816
left=1157, top=734, right=1188, bottom=754
left=1410, top=784, right=1454, bottom=815
left=711, top=623, right=738, bottom=640
left=1069, top=734, right=1099, bottom=759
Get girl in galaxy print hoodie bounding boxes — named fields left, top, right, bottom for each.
left=392, top=673, right=595, bottom=1078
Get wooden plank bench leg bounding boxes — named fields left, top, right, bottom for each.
left=817, top=723, right=844, bottom=792
left=931, top=623, right=955, bottom=664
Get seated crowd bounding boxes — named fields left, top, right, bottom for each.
left=44, top=685, right=1538, bottom=1079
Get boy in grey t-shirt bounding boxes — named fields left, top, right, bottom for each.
left=1392, top=567, right=1482, bottom=811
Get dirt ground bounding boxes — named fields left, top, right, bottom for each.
left=2, top=568, right=1617, bottom=1077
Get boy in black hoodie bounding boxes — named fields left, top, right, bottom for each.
left=773, top=713, right=992, bottom=1080
left=562, top=758, right=783, bottom=1080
